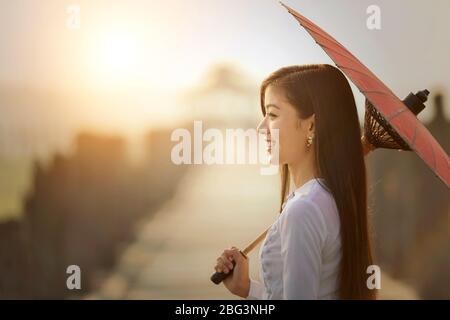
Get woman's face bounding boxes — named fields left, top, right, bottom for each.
left=257, top=84, right=313, bottom=165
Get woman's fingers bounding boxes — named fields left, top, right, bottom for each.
left=230, top=247, right=245, bottom=264
left=214, top=257, right=230, bottom=273
left=222, top=251, right=234, bottom=268
left=214, top=248, right=238, bottom=273
left=219, top=257, right=232, bottom=274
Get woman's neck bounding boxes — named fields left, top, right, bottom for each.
left=288, top=157, right=316, bottom=190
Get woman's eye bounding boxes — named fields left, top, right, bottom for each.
left=267, top=113, right=277, bottom=119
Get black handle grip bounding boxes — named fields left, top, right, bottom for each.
left=210, top=260, right=236, bottom=285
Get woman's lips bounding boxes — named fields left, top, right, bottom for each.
left=266, top=140, right=272, bottom=153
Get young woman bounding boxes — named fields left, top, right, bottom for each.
left=213, top=64, right=376, bottom=299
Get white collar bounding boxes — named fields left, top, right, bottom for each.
left=293, top=177, right=325, bottom=197
left=281, top=178, right=325, bottom=211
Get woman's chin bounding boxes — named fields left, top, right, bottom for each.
left=267, top=152, right=282, bottom=166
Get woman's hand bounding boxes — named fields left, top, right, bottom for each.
left=214, top=246, right=250, bottom=298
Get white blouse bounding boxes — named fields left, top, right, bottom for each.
left=246, top=178, right=342, bottom=300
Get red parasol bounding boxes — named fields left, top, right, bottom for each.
left=280, top=2, right=450, bottom=188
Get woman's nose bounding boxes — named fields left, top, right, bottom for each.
left=257, top=118, right=269, bottom=136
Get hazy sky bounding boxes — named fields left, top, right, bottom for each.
left=1, top=0, right=449, bottom=123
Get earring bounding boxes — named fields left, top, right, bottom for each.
left=306, top=135, right=314, bottom=148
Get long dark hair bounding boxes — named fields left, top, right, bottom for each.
left=260, top=64, right=375, bottom=299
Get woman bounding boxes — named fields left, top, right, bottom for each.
left=213, top=64, right=376, bottom=299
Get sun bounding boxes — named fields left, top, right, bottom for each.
left=87, top=29, right=142, bottom=88
left=100, top=32, right=138, bottom=74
